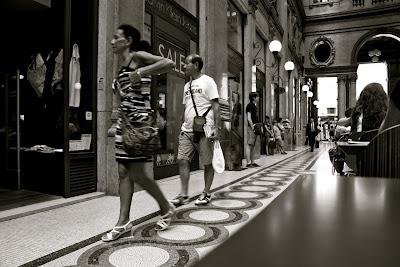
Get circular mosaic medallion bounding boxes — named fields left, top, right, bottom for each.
left=209, top=198, right=262, bottom=211
left=229, top=185, right=279, bottom=193
left=175, top=208, right=248, bottom=226
left=211, top=199, right=246, bottom=208
left=132, top=223, right=229, bottom=248
left=250, top=176, right=290, bottom=182
left=215, top=190, right=272, bottom=200
left=109, top=246, right=169, bottom=267
left=189, top=210, right=230, bottom=221
left=262, top=172, right=293, bottom=177
left=76, top=240, right=198, bottom=267
left=242, top=180, right=284, bottom=186
left=157, top=225, right=205, bottom=241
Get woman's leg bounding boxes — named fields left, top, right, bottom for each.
left=116, top=162, right=134, bottom=226
left=129, top=161, right=170, bottom=215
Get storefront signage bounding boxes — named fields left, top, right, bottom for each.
left=145, top=0, right=198, bottom=39
left=156, top=35, right=187, bottom=75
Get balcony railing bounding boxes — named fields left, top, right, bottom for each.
left=353, top=0, right=364, bottom=6
left=353, top=0, right=394, bottom=6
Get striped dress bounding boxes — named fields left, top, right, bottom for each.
left=114, top=63, right=153, bottom=161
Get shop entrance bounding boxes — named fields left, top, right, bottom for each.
left=145, top=1, right=199, bottom=179
left=0, top=0, right=98, bottom=210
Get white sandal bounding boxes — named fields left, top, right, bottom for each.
left=101, top=220, right=134, bottom=242
left=155, top=205, right=175, bottom=231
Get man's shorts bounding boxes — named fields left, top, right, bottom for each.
left=247, top=126, right=256, bottom=146
left=177, top=131, right=213, bottom=165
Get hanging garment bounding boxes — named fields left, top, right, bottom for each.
left=27, top=49, right=63, bottom=98
left=69, top=44, right=81, bottom=107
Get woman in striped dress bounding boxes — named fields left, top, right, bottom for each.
left=102, top=24, right=176, bottom=242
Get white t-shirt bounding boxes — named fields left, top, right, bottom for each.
left=181, top=74, right=219, bottom=132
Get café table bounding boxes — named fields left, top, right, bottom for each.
left=336, top=141, right=369, bottom=173
left=196, top=174, right=400, bottom=267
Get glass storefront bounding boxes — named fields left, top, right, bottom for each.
left=0, top=0, right=98, bottom=198
left=145, top=0, right=199, bottom=179
left=226, top=1, right=244, bottom=170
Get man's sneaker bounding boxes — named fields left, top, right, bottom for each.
left=251, top=163, right=260, bottom=167
left=170, top=195, right=189, bottom=206
left=195, top=192, right=211, bottom=205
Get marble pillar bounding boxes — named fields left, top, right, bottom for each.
left=99, top=0, right=147, bottom=196
left=244, top=12, right=258, bottom=159
left=199, top=0, right=228, bottom=97
left=348, top=73, right=357, bottom=108
left=337, top=74, right=347, bottom=119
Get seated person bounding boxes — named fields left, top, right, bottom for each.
left=379, top=79, right=400, bottom=133
left=334, top=108, right=352, bottom=141
left=350, top=82, right=388, bottom=132
left=337, top=83, right=388, bottom=174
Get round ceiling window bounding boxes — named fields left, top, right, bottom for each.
left=310, top=36, right=335, bottom=67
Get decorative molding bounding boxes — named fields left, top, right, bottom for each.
left=309, top=36, right=335, bottom=68
left=288, top=43, right=303, bottom=70
left=248, top=0, right=259, bottom=14
left=305, top=65, right=358, bottom=77
left=259, top=0, right=284, bottom=37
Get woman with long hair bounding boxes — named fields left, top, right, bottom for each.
left=102, top=24, right=176, bottom=242
left=351, top=82, right=388, bottom=132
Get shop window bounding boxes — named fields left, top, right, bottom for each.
left=227, top=1, right=243, bottom=54
left=68, top=0, right=97, bottom=152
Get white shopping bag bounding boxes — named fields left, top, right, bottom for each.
left=212, top=141, right=225, bottom=173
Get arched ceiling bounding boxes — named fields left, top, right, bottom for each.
left=357, top=35, right=400, bottom=63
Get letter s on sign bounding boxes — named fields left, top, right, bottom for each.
left=158, top=44, right=165, bottom=58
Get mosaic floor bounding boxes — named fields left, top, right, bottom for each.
left=69, top=149, right=323, bottom=267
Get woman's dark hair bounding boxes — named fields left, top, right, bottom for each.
left=249, top=92, right=258, bottom=102
left=351, top=82, right=388, bottom=131
left=118, top=24, right=150, bottom=52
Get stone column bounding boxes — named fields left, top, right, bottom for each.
left=97, top=0, right=120, bottom=196
left=100, top=0, right=146, bottom=196
left=337, top=74, right=347, bottom=118
left=244, top=11, right=257, bottom=159
left=348, top=73, right=357, bottom=108
left=199, top=0, right=228, bottom=97
left=287, top=71, right=293, bottom=120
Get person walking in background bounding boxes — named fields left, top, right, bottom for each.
left=306, top=118, right=318, bottom=152
left=273, top=120, right=287, bottom=154
left=245, top=92, right=261, bottom=167
left=102, top=24, right=176, bottom=242
left=170, top=54, right=221, bottom=206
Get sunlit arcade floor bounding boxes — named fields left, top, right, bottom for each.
left=0, top=143, right=336, bottom=267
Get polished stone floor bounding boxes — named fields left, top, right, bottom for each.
left=0, top=143, right=334, bottom=267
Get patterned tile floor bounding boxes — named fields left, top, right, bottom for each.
left=0, top=144, right=334, bottom=267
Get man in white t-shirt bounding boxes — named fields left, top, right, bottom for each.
left=171, top=54, right=221, bottom=206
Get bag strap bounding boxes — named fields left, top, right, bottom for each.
left=188, top=80, right=212, bottom=117
left=188, top=80, right=199, bottom=116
